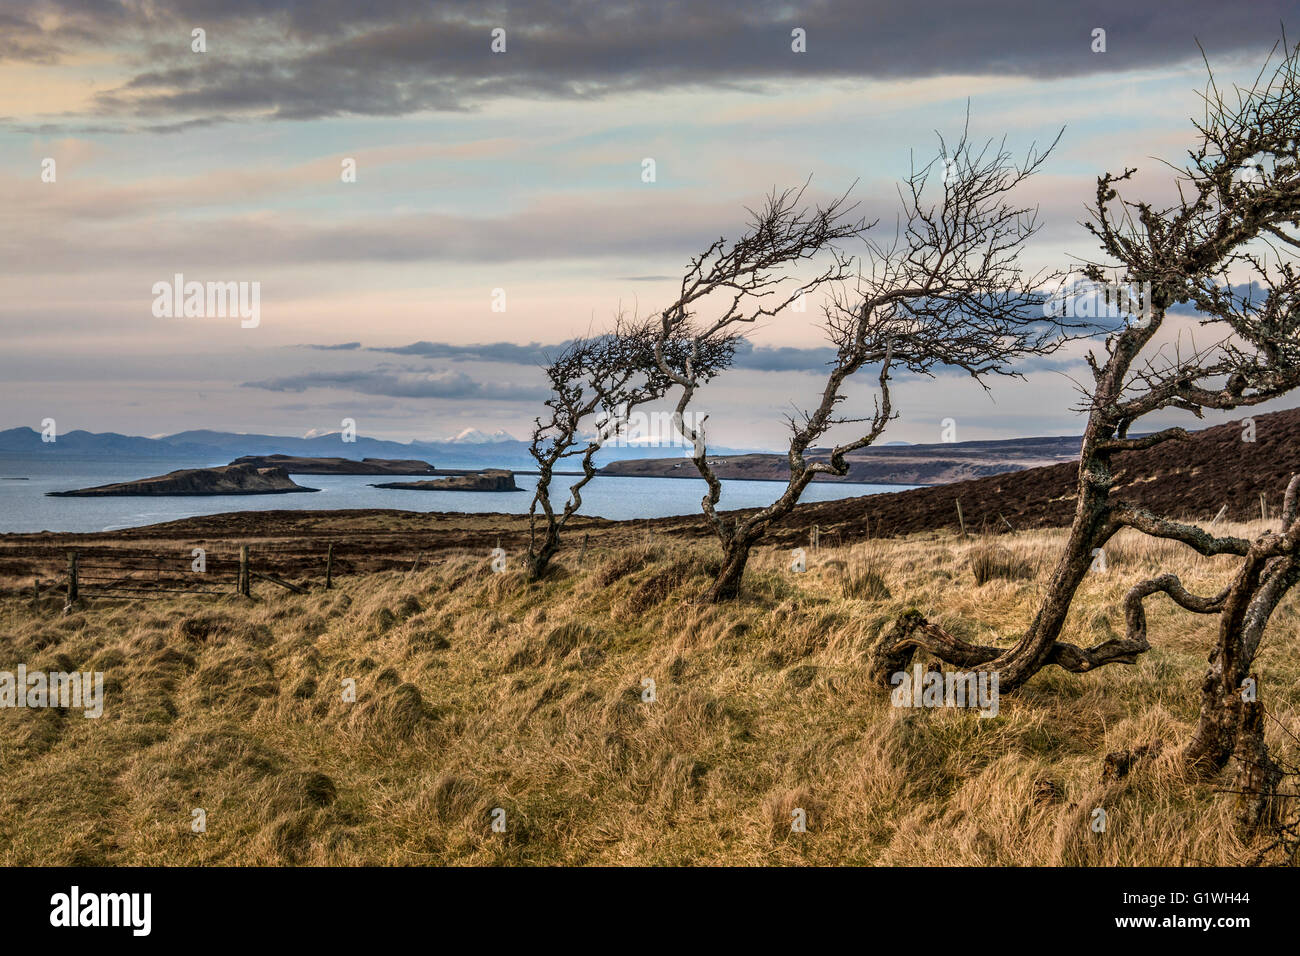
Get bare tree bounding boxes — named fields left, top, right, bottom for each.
left=875, top=38, right=1300, bottom=709
left=661, top=128, right=1068, bottom=601
left=526, top=319, right=735, bottom=580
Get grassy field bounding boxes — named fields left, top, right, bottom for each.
left=1, top=522, right=1297, bottom=865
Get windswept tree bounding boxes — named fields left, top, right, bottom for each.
left=875, top=36, right=1300, bottom=746
left=659, top=129, right=1069, bottom=601
left=525, top=319, right=735, bottom=580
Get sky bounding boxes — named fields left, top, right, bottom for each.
left=1, top=0, right=1296, bottom=450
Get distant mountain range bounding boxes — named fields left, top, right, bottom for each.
left=0, top=426, right=763, bottom=470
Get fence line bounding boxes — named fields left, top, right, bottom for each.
left=53, top=545, right=344, bottom=604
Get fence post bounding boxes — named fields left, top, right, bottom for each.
left=578, top=532, right=589, bottom=566
left=66, top=552, right=78, bottom=604
left=32, top=578, right=40, bottom=609
left=239, top=545, right=250, bottom=597
left=955, top=499, right=968, bottom=540
left=811, top=524, right=820, bottom=552
left=325, top=543, right=334, bottom=589
left=1260, top=493, right=1268, bottom=522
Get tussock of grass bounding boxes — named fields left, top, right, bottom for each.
left=968, top=543, right=1035, bottom=585
left=0, top=522, right=1296, bottom=865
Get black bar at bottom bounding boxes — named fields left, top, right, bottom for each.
left=0, top=865, right=1278, bottom=944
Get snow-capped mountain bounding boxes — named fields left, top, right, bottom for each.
left=441, top=427, right=519, bottom=444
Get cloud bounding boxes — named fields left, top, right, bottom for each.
left=301, top=341, right=362, bottom=351
left=300, top=334, right=1093, bottom=377
left=241, top=366, right=546, bottom=400
left=0, top=192, right=757, bottom=273
left=367, top=341, right=557, bottom=364
left=365, top=338, right=844, bottom=371
left=731, top=340, right=837, bottom=371
left=4, top=1, right=1290, bottom=127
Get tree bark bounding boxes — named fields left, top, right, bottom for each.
left=707, top=538, right=754, bottom=603
left=1231, top=691, right=1284, bottom=832
left=1181, top=531, right=1300, bottom=776
left=525, top=529, right=561, bottom=582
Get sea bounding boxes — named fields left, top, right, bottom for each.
left=0, top=457, right=916, bottom=534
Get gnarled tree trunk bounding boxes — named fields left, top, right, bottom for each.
left=1183, top=492, right=1300, bottom=777
left=707, top=541, right=752, bottom=603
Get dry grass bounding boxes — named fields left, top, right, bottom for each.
left=967, top=542, right=1035, bottom=585
left=1, top=521, right=1297, bottom=866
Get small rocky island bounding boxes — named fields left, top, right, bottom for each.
left=229, top=455, right=435, bottom=475
left=370, top=469, right=521, bottom=492
left=49, top=463, right=320, bottom=497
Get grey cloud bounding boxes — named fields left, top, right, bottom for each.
left=368, top=341, right=557, bottom=363
left=318, top=336, right=1093, bottom=375
left=4, top=1, right=1291, bottom=125
left=732, top=340, right=838, bottom=372
left=365, top=338, right=842, bottom=371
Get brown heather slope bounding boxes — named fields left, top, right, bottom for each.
left=681, top=407, right=1300, bottom=547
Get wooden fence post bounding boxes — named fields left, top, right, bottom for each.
left=955, top=500, right=968, bottom=540
left=66, top=552, right=78, bottom=604
left=811, top=525, right=820, bottom=552
left=1260, top=493, right=1268, bottom=522
left=239, top=545, right=250, bottom=597
left=325, top=543, right=334, bottom=589
left=32, top=578, right=40, bottom=609
left=578, top=533, right=589, bottom=566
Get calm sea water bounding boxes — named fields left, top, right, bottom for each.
left=0, top=457, right=914, bottom=534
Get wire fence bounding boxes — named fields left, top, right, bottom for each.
left=48, top=544, right=343, bottom=603
left=75, top=555, right=235, bottom=596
